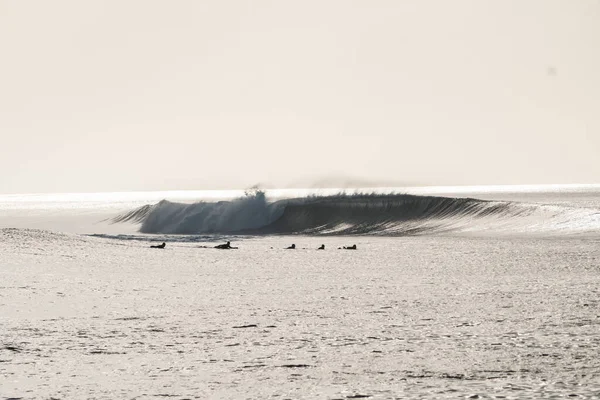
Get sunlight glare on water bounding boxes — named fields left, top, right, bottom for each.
left=3, top=183, right=600, bottom=210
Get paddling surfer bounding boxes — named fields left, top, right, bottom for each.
left=215, top=241, right=237, bottom=249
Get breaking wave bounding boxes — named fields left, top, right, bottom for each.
left=112, top=191, right=600, bottom=237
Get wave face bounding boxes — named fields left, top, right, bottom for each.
left=255, top=194, right=523, bottom=235
left=112, top=191, right=600, bottom=236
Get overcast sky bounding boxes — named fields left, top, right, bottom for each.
left=1, top=0, right=599, bottom=194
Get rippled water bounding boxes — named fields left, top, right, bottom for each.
left=1, top=229, right=599, bottom=399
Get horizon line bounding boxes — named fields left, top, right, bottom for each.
left=2, top=182, right=600, bottom=199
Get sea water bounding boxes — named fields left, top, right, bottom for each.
left=1, top=185, right=600, bottom=399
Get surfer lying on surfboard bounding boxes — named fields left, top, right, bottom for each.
left=215, top=241, right=238, bottom=249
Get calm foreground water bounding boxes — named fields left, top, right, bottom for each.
left=1, top=186, right=600, bottom=398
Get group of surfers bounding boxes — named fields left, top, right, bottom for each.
left=284, top=244, right=357, bottom=250
left=150, top=241, right=357, bottom=250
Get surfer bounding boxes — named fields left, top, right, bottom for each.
left=150, top=242, right=166, bottom=249
left=317, top=244, right=325, bottom=250
left=343, top=244, right=357, bottom=250
left=286, top=244, right=296, bottom=249
left=215, top=241, right=232, bottom=249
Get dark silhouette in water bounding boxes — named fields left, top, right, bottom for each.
left=317, top=244, right=325, bottom=250
left=286, top=244, right=296, bottom=249
left=150, top=242, right=166, bottom=249
left=215, top=241, right=237, bottom=249
left=342, top=244, right=357, bottom=250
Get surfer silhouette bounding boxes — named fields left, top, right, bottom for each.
left=317, top=244, right=325, bottom=250
left=215, top=241, right=237, bottom=249
left=343, top=244, right=357, bottom=250
left=150, top=242, right=166, bottom=249
left=286, top=244, right=296, bottom=249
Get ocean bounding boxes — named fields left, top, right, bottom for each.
left=1, top=185, right=600, bottom=399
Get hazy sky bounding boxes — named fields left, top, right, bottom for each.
left=1, top=1, right=599, bottom=193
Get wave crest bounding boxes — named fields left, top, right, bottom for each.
left=110, top=191, right=600, bottom=236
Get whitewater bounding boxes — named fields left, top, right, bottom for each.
left=1, top=185, right=600, bottom=399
